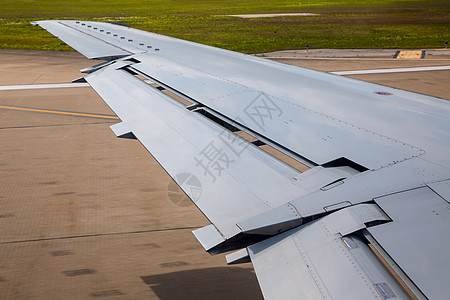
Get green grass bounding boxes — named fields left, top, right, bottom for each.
left=0, top=0, right=449, bottom=53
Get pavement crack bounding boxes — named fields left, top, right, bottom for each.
left=0, top=226, right=202, bottom=245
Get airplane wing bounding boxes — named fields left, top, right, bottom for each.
left=33, top=20, right=450, bottom=299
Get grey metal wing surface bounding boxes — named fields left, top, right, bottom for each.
left=33, top=20, right=450, bottom=299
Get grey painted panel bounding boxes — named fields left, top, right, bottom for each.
left=249, top=204, right=409, bottom=299
left=369, top=187, right=450, bottom=299
left=291, top=166, right=357, bottom=191
left=237, top=166, right=369, bottom=235
left=85, top=64, right=309, bottom=239
left=250, top=230, right=325, bottom=299
left=237, top=203, right=302, bottom=235
left=34, top=21, right=132, bottom=59
left=192, top=225, right=225, bottom=251
left=239, top=157, right=449, bottom=231
left=289, top=157, right=450, bottom=218
left=131, top=55, right=425, bottom=170
left=428, top=179, right=450, bottom=203
left=109, top=122, right=131, bottom=137
left=225, top=248, right=250, bottom=265
left=239, top=200, right=390, bottom=236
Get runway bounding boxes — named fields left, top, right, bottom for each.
left=0, top=48, right=449, bottom=299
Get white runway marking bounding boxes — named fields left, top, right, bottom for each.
left=331, top=65, right=450, bottom=75
left=1, top=65, right=448, bottom=91
left=0, top=83, right=90, bottom=91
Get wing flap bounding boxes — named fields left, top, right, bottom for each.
left=368, top=186, right=450, bottom=299
left=85, top=62, right=308, bottom=241
left=248, top=204, right=409, bottom=300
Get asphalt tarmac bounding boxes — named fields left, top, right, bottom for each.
left=0, top=48, right=449, bottom=299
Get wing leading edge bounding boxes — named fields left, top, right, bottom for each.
left=33, top=20, right=450, bottom=299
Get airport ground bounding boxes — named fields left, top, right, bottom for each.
left=0, top=48, right=449, bottom=299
